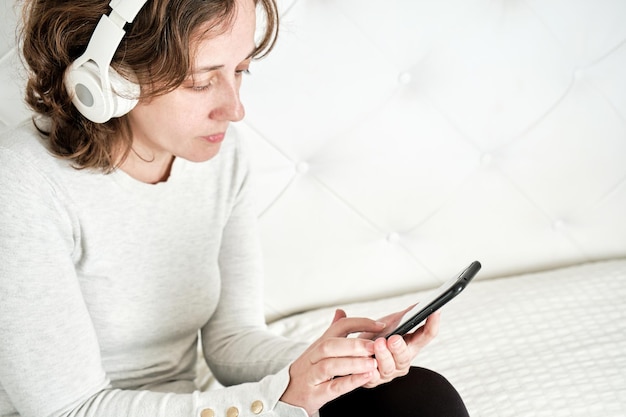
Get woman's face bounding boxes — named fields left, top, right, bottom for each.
left=125, top=0, right=256, bottom=177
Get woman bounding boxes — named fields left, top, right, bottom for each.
left=0, top=0, right=469, bottom=416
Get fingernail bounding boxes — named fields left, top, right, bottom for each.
left=376, top=321, right=386, bottom=328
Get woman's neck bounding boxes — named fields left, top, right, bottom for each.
left=118, top=149, right=176, bottom=184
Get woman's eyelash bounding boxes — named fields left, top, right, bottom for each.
left=190, top=80, right=214, bottom=92
left=189, top=69, right=250, bottom=92
left=191, top=85, right=211, bottom=92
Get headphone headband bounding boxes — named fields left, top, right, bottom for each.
left=109, top=0, right=148, bottom=23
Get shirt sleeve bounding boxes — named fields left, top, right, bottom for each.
left=200, top=131, right=308, bottom=386
left=0, top=143, right=308, bottom=417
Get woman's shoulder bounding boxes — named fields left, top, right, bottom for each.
left=0, top=119, right=67, bottom=172
left=0, top=119, right=84, bottom=200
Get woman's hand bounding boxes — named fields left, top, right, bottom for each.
left=363, top=309, right=441, bottom=389
left=279, top=309, right=385, bottom=416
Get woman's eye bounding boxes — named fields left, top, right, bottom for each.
left=191, top=85, right=211, bottom=92
left=188, top=79, right=214, bottom=92
left=186, top=68, right=249, bottom=92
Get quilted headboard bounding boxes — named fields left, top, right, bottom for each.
left=2, top=1, right=626, bottom=321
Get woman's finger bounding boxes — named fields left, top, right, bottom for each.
left=323, top=316, right=386, bottom=338
left=322, top=370, right=375, bottom=397
left=386, top=335, right=412, bottom=370
left=307, top=337, right=375, bottom=365
left=404, top=311, right=441, bottom=350
left=331, top=308, right=347, bottom=324
left=373, top=337, right=396, bottom=379
left=359, top=304, right=416, bottom=339
left=307, top=356, right=378, bottom=385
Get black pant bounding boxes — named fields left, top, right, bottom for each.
left=320, top=367, right=470, bottom=417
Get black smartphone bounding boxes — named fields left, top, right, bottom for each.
left=376, top=261, right=481, bottom=339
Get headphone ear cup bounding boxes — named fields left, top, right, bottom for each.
left=108, top=65, right=140, bottom=119
left=64, top=61, right=139, bottom=123
left=65, top=61, right=109, bottom=123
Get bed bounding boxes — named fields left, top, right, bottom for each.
left=1, top=0, right=625, bottom=415
left=264, top=260, right=626, bottom=416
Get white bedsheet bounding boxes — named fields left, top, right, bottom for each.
left=267, top=259, right=626, bottom=416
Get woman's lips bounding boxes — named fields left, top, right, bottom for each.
left=201, top=133, right=225, bottom=143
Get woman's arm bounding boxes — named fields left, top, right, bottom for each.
left=200, top=140, right=308, bottom=384
left=0, top=140, right=306, bottom=417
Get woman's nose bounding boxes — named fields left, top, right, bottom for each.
left=210, top=80, right=245, bottom=122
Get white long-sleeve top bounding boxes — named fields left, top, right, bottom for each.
left=0, top=121, right=308, bottom=417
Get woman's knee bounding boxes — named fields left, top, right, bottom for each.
left=321, top=367, right=469, bottom=417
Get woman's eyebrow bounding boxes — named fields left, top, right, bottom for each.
left=192, top=47, right=256, bottom=74
left=193, top=64, right=224, bottom=74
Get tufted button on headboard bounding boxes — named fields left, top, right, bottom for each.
left=2, top=0, right=625, bottom=321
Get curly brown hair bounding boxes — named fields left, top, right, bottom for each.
left=19, top=0, right=279, bottom=172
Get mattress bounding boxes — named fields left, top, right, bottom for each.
left=267, top=259, right=626, bottom=416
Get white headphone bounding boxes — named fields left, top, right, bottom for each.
left=64, top=0, right=148, bottom=123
